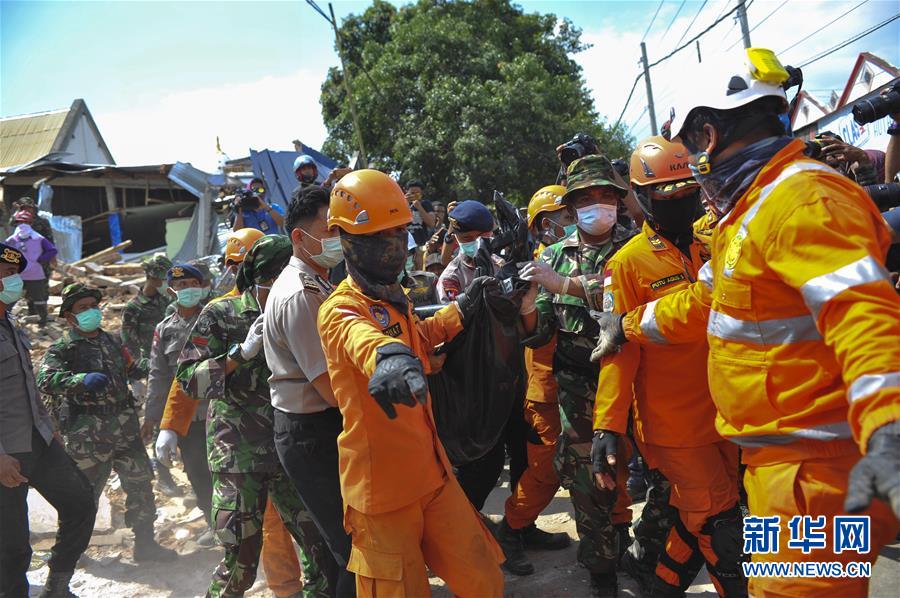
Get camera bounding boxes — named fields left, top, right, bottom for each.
left=863, top=182, right=900, bottom=211
left=852, top=80, right=900, bottom=125
left=559, top=133, right=600, bottom=167
left=804, top=138, right=828, bottom=160
left=234, top=188, right=260, bottom=211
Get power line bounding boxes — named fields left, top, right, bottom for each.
left=660, top=0, right=688, bottom=42
left=777, top=0, right=870, bottom=56
left=642, top=1, right=666, bottom=42
left=727, top=0, right=789, bottom=51
left=797, top=12, right=900, bottom=68
left=673, top=0, right=708, bottom=48
left=628, top=106, right=649, bottom=135
left=612, top=72, right=645, bottom=134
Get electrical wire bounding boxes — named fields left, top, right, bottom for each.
left=777, top=0, right=870, bottom=56
left=660, top=0, right=688, bottom=42
left=726, top=0, right=790, bottom=51
left=628, top=106, right=649, bottom=135
left=673, top=0, right=708, bottom=49
left=797, top=12, right=900, bottom=68
left=611, top=72, right=645, bottom=134
left=642, top=0, right=666, bottom=42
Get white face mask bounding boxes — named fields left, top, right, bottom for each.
left=576, top=204, right=617, bottom=236
left=301, top=228, right=344, bottom=269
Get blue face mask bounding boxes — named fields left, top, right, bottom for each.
left=200, top=287, right=211, bottom=299
left=75, top=308, right=103, bottom=332
left=459, top=240, right=479, bottom=257
left=0, top=273, right=24, bottom=305
left=175, top=287, right=204, bottom=308
left=563, top=223, right=578, bottom=237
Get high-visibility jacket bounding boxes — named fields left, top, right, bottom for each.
left=622, top=140, right=899, bottom=462
left=525, top=243, right=558, bottom=404
left=594, top=221, right=720, bottom=447
left=317, top=276, right=463, bottom=514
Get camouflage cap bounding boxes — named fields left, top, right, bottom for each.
left=60, top=283, right=102, bottom=315
left=141, top=254, right=173, bottom=278
left=235, top=234, right=292, bottom=292
left=561, top=155, right=630, bottom=206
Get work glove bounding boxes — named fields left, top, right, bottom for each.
left=367, top=343, right=428, bottom=419
left=155, top=429, right=179, bottom=468
left=589, top=311, right=627, bottom=363
left=845, top=421, right=900, bottom=518
left=240, top=314, right=265, bottom=360
left=519, top=260, right=567, bottom=295
left=591, top=430, right=619, bottom=491
left=455, top=276, right=499, bottom=326
left=82, top=372, right=110, bottom=392
left=520, top=279, right=539, bottom=315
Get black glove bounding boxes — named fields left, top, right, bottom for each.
left=455, top=276, right=499, bottom=326
left=591, top=430, right=619, bottom=490
left=367, top=343, right=428, bottom=419
left=589, top=311, right=627, bottom=363
left=82, top=372, right=110, bottom=392
left=845, top=421, right=900, bottom=518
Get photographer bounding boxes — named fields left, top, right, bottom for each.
left=232, top=178, right=285, bottom=234
left=812, top=132, right=885, bottom=186
left=405, top=180, right=437, bottom=245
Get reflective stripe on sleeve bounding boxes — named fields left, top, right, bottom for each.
left=707, top=310, right=821, bottom=345
left=848, top=372, right=900, bottom=404
left=730, top=422, right=852, bottom=447
left=698, top=262, right=713, bottom=289
left=800, top=255, right=890, bottom=318
left=639, top=299, right=668, bottom=345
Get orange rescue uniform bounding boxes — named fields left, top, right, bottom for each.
left=622, top=140, right=900, bottom=597
left=317, top=276, right=504, bottom=597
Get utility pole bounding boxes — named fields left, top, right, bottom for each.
left=327, top=3, right=367, bottom=167
left=737, top=0, right=752, bottom=49
left=640, top=42, right=658, bottom=136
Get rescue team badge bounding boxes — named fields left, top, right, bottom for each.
left=650, top=273, right=686, bottom=290
left=603, top=291, right=614, bottom=312
left=370, top=305, right=390, bottom=327
left=725, top=232, right=745, bottom=270
left=382, top=323, right=403, bottom=338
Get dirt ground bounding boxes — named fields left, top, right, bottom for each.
left=25, top=463, right=900, bottom=597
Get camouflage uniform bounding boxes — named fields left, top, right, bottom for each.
left=176, top=289, right=332, bottom=598
left=525, top=155, right=637, bottom=580
left=121, top=255, right=173, bottom=371
left=37, top=312, right=156, bottom=532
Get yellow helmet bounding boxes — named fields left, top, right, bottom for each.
left=526, top=185, right=567, bottom=228
left=328, top=169, right=412, bottom=234
left=224, top=228, right=265, bottom=265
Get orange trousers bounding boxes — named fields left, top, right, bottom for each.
left=261, top=496, right=303, bottom=597
left=504, top=400, right=561, bottom=529
left=744, top=446, right=899, bottom=598
left=642, top=440, right=741, bottom=595
left=344, top=477, right=504, bottom=597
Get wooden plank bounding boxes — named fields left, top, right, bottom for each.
left=89, top=274, right=123, bottom=287
left=72, top=240, right=132, bottom=266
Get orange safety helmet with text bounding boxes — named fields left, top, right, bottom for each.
left=224, top=228, right=265, bottom=264
left=327, top=169, right=412, bottom=234
left=629, top=135, right=697, bottom=198
left=526, top=185, right=567, bottom=228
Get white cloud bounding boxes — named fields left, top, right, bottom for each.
left=95, top=67, right=330, bottom=172
left=576, top=0, right=899, bottom=142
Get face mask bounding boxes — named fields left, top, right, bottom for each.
left=0, top=273, right=24, bottom=304
left=563, top=223, right=578, bottom=236
left=75, top=308, right=102, bottom=332
left=459, top=240, right=479, bottom=257
left=650, top=193, right=703, bottom=234
left=201, top=287, right=211, bottom=299
left=299, top=170, right=316, bottom=184
left=15, top=224, right=34, bottom=239
left=301, top=228, right=344, bottom=269
left=175, top=287, right=204, bottom=308
left=575, top=204, right=617, bottom=236
left=341, top=233, right=408, bottom=285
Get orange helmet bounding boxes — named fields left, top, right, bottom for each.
left=328, top=169, right=412, bottom=234
left=629, top=136, right=697, bottom=197
left=526, top=185, right=566, bottom=228
left=224, top=228, right=264, bottom=264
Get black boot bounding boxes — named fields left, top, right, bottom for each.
left=153, top=459, right=183, bottom=497
left=590, top=572, right=618, bottom=598
left=133, top=524, right=178, bottom=562
left=494, top=518, right=535, bottom=576
left=39, top=571, right=77, bottom=598
left=620, top=545, right=656, bottom=595
left=521, top=523, right=571, bottom=550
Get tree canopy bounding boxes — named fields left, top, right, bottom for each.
left=320, top=0, right=633, bottom=204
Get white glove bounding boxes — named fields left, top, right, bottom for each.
left=155, top=429, right=179, bottom=468
left=519, top=260, right=567, bottom=295
left=240, top=314, right=265, bottom=360
left=520, top=280, right=539, bottom=315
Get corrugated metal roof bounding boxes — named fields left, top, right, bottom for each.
left=249, top=148, right=337, bottom=210
left=0, top=108, right=70, bottom=169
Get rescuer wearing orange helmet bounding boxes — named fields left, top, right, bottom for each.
left=495, top=185, right=573, bottom=576
left=592, top=50, right=899, bottom=597
left=592, top=136, right=744, bottom=596
left=158, top=227, right=305, bottom=598
left=316, top=169, right=504, bottom=597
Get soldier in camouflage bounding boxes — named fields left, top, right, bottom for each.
left=36, top=283, right=177, bottom=563
left=176, top=235, right=333, bottom=598
left=518, top=155, right=637, bottom=597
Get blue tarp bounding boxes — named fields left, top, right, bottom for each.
left=249, top=147, right=339, bottom=211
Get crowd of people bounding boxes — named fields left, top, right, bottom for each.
left=1, top=50, right=899, bottom=598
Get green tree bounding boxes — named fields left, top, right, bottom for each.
left=320, top=0, right=633, bottom=204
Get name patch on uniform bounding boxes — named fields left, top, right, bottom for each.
left=649, top=273, right=686, bottom=290
left=382, top=323, right=403, bottom=338
left=370, top=305, right=391, bottom=327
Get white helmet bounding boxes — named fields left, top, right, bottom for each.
left=668, top=48, right=789, bottom=141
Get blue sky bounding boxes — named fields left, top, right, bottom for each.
left=2, top=1, right=898, bottom=170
